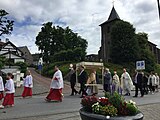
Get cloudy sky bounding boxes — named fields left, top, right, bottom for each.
left=0, top=0, right=159, bottom=54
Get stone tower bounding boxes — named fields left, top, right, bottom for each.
left=98, top=6, right=120, bottom=62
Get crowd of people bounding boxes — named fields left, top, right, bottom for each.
left=0, top=70, right=33, bottom=109
left=69, top=65, right=160, bottom=98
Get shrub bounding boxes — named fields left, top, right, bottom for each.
left=126, top=100, right=138, bottom=115
left=81, top=96, right=99, bottom=112
left=92, top=102, right=118, bottom=116
left=108, top=92, right=124, bottom=113
left=15, top=62, right=27, bottom=73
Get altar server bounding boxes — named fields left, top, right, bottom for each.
left=45, top=66, right=64, bottom=102
left=0, top=75, right=4, bottom=108
left=1, top=73, right=15, bottom=108
left=22, top=70, right=33, bottom=98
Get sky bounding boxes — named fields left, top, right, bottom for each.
left=0, top=0, right=159, bottom=55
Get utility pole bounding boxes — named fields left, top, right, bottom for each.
left=158, top=0, right=160, bottom=20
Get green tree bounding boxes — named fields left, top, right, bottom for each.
left=15, top=62, right=27, bottom=73
left=35, top=22, right=88, bottom=63
left=0, top=10, right=14, bottom=36
left=110, top=20, right=139, bottom=64
left=136, top=32, right=156, bottom=72
left=0, top=56, right=6, bottom=69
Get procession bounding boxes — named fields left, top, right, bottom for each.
left=0, top=0, right=160, bottom=119
left=0, top=63, right=159, bottom=109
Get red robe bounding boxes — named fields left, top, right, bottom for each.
left=46, top=70, right=64, bottom=101
left=46, top=88, right=62, bottom=101
left=2, top=93, right=14, bottom=106
left=0, top=92, right=4, bottom=100
left=22, top=87, right=32, bottom=97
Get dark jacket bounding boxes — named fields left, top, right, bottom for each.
left=78, top=70, right=88, bottom=84
left=104, top=72, right=112, bottom=84
left=137, top=73, right=144, bottom=86
left=70, top=72, right=76, bottom=84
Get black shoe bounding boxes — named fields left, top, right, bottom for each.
left=133, top=96, right=137, bottom=97
left=75, top=91, right=78, bottom=95
left=124, top=93, right=128, bottom=96
left=70, top=94, right=74, bottom=96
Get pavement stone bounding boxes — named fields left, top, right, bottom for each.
left=138, top=103, right=160, bottom=120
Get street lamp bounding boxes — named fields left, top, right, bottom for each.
left=158, top=0, right=160, bottom=20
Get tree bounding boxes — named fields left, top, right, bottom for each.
left=0, top=56, right=6, bottom=69
left=35, top=22, right=88, bottom=63
left=136, top=32, right=156, bottom=72
left=110, top=20, right=139, bottom=64
left=0, top=10, right=14, bottom=36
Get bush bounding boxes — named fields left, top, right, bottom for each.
left=108, top=92, right=124, bottom=112
left=92, top=102, right=118, bottom=116
left=126, top=100, right=138, bottom=115
left=81, top=96, right=99, bottom=112
left=41, top=61, right=75, bottom=78
left=15, top=62, right=27, bottom=73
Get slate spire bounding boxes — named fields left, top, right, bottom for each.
left=107, top=6, right=120, bottom=22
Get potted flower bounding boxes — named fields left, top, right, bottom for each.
left=80, top=92, right=143, bottom=120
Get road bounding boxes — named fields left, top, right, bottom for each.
left=0, top=68, right=160, bottom=120
left=29, top=68, right=71, bottom=94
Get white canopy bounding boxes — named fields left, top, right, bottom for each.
left=76, top=62, right=104, bottom=69
left=76, top=62, right=104, bottom=84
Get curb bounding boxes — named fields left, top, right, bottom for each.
left=14, top=91, right=48, bottom=97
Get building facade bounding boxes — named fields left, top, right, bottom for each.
left=18, top=46, right=33, bottom=65
left=98, top=6, right=160, bottom=64
left=0, top=40, right=25, bottom=64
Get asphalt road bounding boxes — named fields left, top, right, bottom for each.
left=0, top=68, right=160, bottom=120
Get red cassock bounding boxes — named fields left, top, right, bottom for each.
left=46, top=88, right=62, bottom=101
left=2, top=93, right=14, bottom=106
left=22, top=87, right=32, bottom=97
left=0, top=92, right=4, bottom=100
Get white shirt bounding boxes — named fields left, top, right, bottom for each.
left=23, top=75, right=33, bottom=88
left=5, top=79, right=15, bottom=93
left=50, top=70, right=64, bottom=89
left=155, top=75, right=159, bottom=85
left=148, top=75, right=156, bottom=86
left=0, top=76, right=4, bottom=91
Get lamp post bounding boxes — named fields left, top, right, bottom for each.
left=158, top=0, right=160, bottom=20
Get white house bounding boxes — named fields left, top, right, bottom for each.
left=0, top=40, right=25, bottom=63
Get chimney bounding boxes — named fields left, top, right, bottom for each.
left=6, top=38, right=9, bottom=43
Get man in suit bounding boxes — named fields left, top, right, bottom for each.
left=133, top=71, right=144, bottom=97
left=70, top=65, right=78, bottom=96
left=78, top=65, right=88, bottom=98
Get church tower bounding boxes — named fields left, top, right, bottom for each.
left=98, top=6, right=120, bottom=62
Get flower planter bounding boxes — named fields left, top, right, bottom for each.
left=79, top=108, right=144, bottom=120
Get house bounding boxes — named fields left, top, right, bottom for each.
left=18, top=46, right=33, bottom=65
left=32, top=53, right=41, bottom=66
left=0, top=39, right=25, bottom=64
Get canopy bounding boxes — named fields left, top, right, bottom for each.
left=76, top=62, right=104, bottom=84
left=76, top=62, right=104, bottom=69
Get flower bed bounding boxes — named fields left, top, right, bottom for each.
left=80, top=92, right=143, bottom=120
